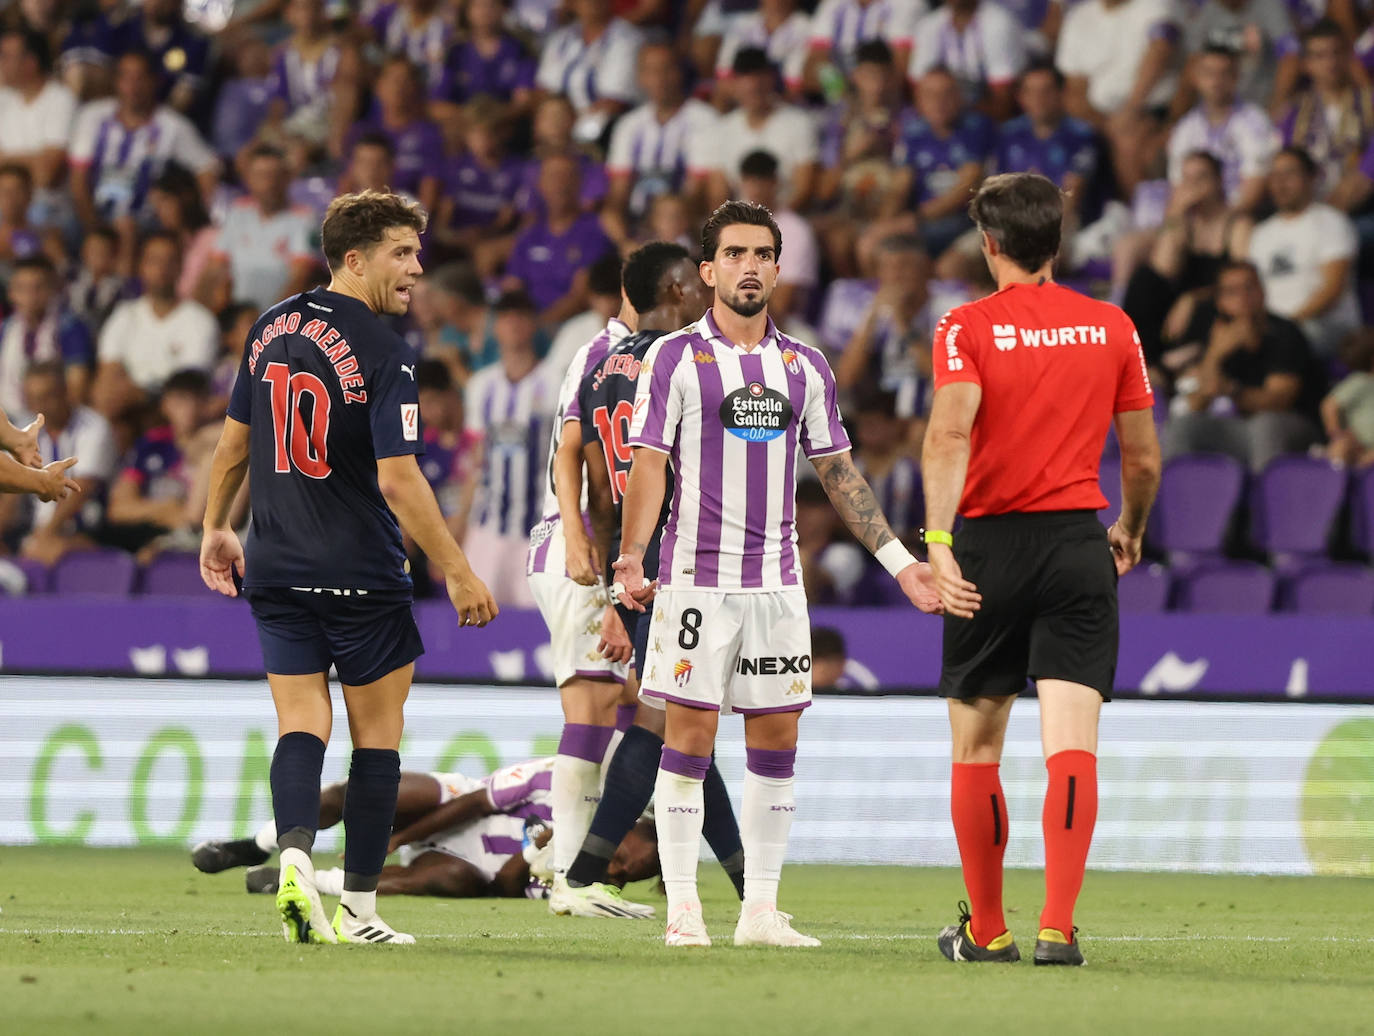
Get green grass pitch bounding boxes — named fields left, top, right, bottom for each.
left=1, top=847, right=1371, bottom=1035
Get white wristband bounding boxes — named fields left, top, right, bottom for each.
left=875, top=539, right=919, bottom=578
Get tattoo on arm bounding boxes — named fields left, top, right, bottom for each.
left=813, top=452, right=896, bottom=556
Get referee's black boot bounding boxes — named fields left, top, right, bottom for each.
left=1034, top=926, right=1085, bottom=966
left=937, top=901, right=1021, bottom=963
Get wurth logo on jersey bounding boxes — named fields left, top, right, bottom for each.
left=991, top=324, right=1109, bottom=351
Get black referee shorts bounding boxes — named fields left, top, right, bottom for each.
left=938, top=510, right=1118, bottom=702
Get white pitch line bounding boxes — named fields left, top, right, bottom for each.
left=4, top=927, right=1374, bottom=944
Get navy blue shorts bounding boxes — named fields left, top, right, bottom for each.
left=615, top=600, right=652, bottom=678
left=244, top=586, right=424, bottom=686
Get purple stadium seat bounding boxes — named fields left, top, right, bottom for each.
left=1173, top=561, right=1276, bottom=613
left=141, top=552, right=210, bottom=596
left=1118, top=563, right=1170, bottom=612
left=51, top=549, right=138, bottom=595
left=1098, top=456, right=1123, bottom=523
left=1150, top=454, right=1246, bottom=556
left=1250, top=456, right=1348, bottom=559
left=1353, top=467, right=1374, bottom=556
left=1281, top=563, right=1374, bottom=615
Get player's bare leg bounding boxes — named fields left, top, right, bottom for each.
left=734, top=710, right=818, bottom=948
left=654, top=701, right=718, bottom=946
left=266, top=672, right=337, bottom=944
left=329, top=663, right=415, bottom=945
left=548, top=677, right=620, bottom=905
left=940, top=694, right=1019, bottom=963
left=1033, top=679, right=1101, bottom=967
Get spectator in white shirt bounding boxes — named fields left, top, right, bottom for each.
left=806, top=0, right=927, bottom=87
left=1167, top=44, right=1280, bottom=214
left=5, top=359, right=115, bottom=566
left=908, top=0, right=1026, bottom=121
left=68, top=50, right=219, bottom=270
left=0, top=28, right=76, bottom=219
left=92, top=230, right=218, bottom=418
left=1056, top=0, right=1184, bottom=195
left=1248, top=145, right=1362, bottom=357
left=714, top=0, right=812, bottom=101
left=534, top=0, right=642, bottom=137
left=737, top=149, right=819, bottom=325
left=205, top=144, right=317, bottom=310
left=603, top=41, right=718, bottom=247
left=0, top=255, right=93, bottom=415
left=711, top=47, right=821, bottom=211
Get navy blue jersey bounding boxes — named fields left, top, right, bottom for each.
left=578, top=329, right=671, bottom=581
left=227, top=287, right=423, bottom=590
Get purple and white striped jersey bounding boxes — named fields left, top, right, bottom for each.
left=465, top=360, right=559, bottom=540
left=367, top=3, right=453, bottom=92
left=809, top=0, right=929, bottom=69
left=270, top=41, right=344, bottom=114
left=526, top=317, right=631, bottom=577
left=628, top=310, right=852, bottom=592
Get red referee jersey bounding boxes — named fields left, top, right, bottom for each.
left=932, top=281, right=1154, bottom=518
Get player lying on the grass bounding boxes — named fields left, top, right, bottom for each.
left=192, top=758, right=661, bottom=899
left=548, top=241, right=749, bottom=921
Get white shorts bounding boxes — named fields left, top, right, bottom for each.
left=527, top=524, right=626, bottom=687
left=639, top=588, right=813, bottom=716
left=397, top=812, right=529, bottom=881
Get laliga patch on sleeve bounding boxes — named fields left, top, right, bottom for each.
left=401, top=403, right=418, bottom=441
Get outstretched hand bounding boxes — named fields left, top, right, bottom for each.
left=897, top=561, right=944, bottom=615
left=610, top=553, right=657, bottom=612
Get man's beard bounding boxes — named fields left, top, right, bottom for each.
left=721, top=286, right=770, bottom=318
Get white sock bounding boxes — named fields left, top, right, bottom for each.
left=314, top=867, right=345, bottom=897
left=551, top=754, right=602, bottom=873
left=340, top=888, right=376, bottom=921
left=279, top=846, right=313, bottom=882
left=254, top=821, right=278, bottom=854
left=599, top=729, right=625, bottom=792
left=741, top=770, right=795, bottom=910
left=653, top=767, right=705, bottom=914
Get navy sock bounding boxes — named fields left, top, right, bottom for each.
left=703, top=757, right=746, bottom=900
left=271, top=731, right=327, bottom=854
left=566, top=724, right=662, bottom=888
left=342, top=748, right=401, bottom=891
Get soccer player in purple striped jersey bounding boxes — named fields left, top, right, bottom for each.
left=526, top=270, right=635, bottom=904
left=613, top=201, right=944, bottom=948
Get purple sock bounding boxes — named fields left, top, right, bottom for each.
left=558, top=723, right=615, bottom=763
left=660, top=747, right=710, bottom=780
left=615, top=704, right=638, bottom=732
left=746, top=747, right=796, bottom=779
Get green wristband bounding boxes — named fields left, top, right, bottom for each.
left=922, top=529, right=954, bottom=547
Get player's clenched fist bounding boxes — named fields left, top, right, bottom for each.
left=447, top=570, right=498, bottom=628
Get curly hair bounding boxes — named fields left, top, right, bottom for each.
left=320, top=190, right=428, bottom=270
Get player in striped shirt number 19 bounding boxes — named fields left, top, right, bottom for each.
left=611, top=201, right=944, bottom=949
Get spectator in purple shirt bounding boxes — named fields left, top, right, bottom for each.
left=502, top=152, right=615, bottom=326
left=434, top=0, right=537, bottom=113
left=343, top=56, right=443, bottom=217
left=435, top=98, right=523, bottom=254
left=515, top=94, right=611, bottom=218
left=265, top=0, right=362, bottom=158
left=865, top=66, right=991, bottom=269
left=0, top=163, right=60, bottom=281
left=210, top=34, right=275, bottom=161
left=63, top=0, right=211, bottom=114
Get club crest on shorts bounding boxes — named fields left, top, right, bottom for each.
left=674, top=658, right=693, bottom=687
left=781, top=347, right=800, bottom=374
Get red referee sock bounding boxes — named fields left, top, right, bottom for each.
left=1040, top=750, right=1098, bottom=937
left=950, top=762, right=1008, bottom=946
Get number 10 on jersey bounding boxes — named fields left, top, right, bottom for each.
left=264, top=361, right=332, bottom=479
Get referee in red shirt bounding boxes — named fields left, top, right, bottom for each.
left=922, top=173, right=1161, bottom=967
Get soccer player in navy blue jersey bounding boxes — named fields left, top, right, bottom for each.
left=198, top=190, right=498, bottom=946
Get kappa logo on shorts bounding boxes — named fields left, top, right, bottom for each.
left=674, top=659, right=693, bottom=687
left=787, top=679, right=807, bottom=696
left=654, top=609, right=665, bottom=623
left=584, top=617, right=602, bottom=636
